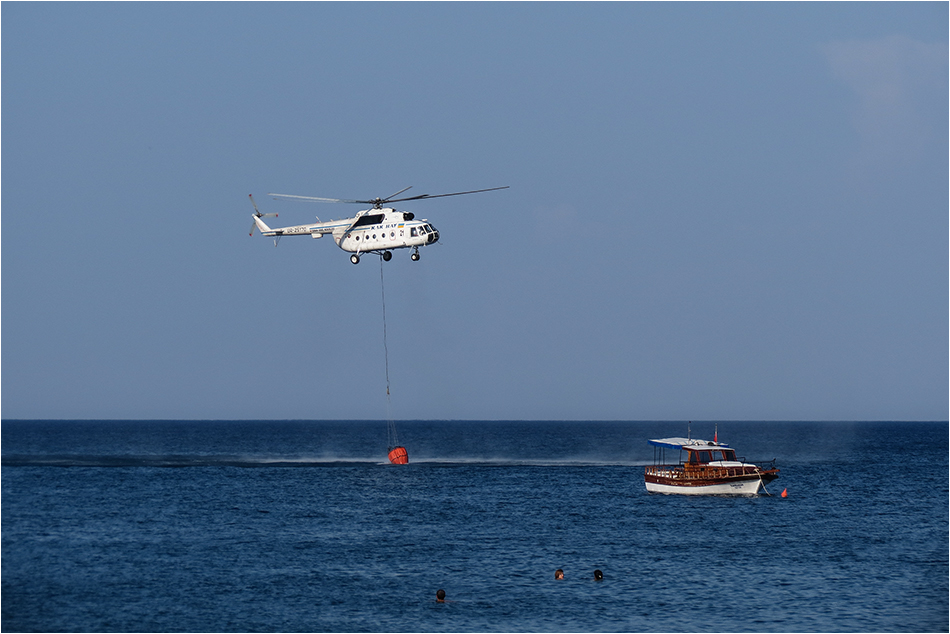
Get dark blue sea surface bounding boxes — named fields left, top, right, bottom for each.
left=2, top=420, right=947, bottom=632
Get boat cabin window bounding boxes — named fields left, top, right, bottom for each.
left=687, top=451, right=714, bottom=463
left=687, top=448, right=735, bottom=464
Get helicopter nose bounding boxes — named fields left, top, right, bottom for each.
left=428, top=228, right=439, bottom=244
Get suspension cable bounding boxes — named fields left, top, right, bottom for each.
left=379, top=255, right=398, bottom=449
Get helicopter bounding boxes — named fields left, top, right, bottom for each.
left=249, top=185, right=508, bottom=264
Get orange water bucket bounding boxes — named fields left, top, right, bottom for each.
left=388, top=446, right=408, bottom=465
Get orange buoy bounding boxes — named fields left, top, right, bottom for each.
left=388, top=446, right=408, bottom=465
left=781, top=487, right=788, bottom=498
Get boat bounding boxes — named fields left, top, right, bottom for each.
left=644, top=436, right=779, bottom=495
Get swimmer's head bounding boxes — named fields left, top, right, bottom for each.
left=594, top=569, right=603, bottom=581
left=554, top=569, right=564, bottom=580
left=436, top=589, right=446, bottom=602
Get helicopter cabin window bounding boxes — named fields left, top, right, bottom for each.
left=410, top=227, right=418, bottom=237
left=352, top=214, right=385, bottom=228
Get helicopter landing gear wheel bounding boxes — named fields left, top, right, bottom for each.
left=350, top=254, right=360, bottom=265
left=382, top=251, right=392, bottom=262
left=411, top=249, right=420, bottom=262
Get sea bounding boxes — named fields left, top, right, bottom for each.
left=2, top=420, right=947, bottom=633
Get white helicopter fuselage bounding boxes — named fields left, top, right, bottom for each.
left=253, top=207, right=440, bottom=256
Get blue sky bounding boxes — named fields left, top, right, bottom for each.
left=3, top=3, right=947, bottom=421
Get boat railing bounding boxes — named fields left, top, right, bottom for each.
left=725, top=455, right=779, bottom=472
left=644, top=465, right=684, bottom=478
left=645, top=464, right=761, bottom=479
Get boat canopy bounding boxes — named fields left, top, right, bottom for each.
left=648, top=437, right=731, bottom=450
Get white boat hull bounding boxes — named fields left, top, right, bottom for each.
left=645, top=477, right=763, bottom=496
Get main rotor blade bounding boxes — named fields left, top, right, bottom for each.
left=268, top=193, right=366, bottom=204
left=269, top=187, right=416, bottom=206
left=382, top=186, right=413, bottom=202
left=386, top=186, right=509, bottom=204
left=267, top=185, right=509, bottom=206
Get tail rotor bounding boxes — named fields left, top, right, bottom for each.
left=248, top=194, right=278, bottom=236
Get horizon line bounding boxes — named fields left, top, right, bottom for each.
left=2, top=418, right=946, bottom=423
